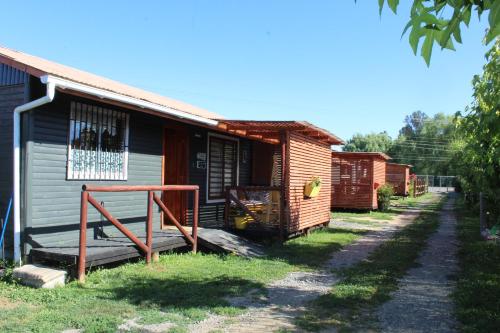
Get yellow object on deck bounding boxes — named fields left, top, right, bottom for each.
left=234, top=216, right=251, bottom=230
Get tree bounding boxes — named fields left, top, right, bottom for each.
left=388, top=111, right=456, bottom=175
left=343, top=132, right=393, bottom=152
left=452, top=40, right=500, bottom=219
left=377, top=0, right=500, bottom=65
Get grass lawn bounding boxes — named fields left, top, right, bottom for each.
left=453, top=199, right=500, bottom=333
left=330, top=193, right=434, bottom=224
left=297, top=194, right=443, bottom=331
left=0, top=228, right=363, bottom=333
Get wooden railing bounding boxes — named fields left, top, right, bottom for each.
left=224, top=185, right=283, bottom=233
left=78, top=184, right=199, bottom=282
left=413, top=178, right=428, bottom=197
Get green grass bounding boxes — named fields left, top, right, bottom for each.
left=297, top=195, right=443, bottom=332
left=392, top=192, right=434, bottom=208
left=0, top=228, right=362, bottom=333
left=330, top=193, right=435, bottom=224
left=331, top=210, right=396, bottom=221
left=453, top=199, right=500, bottom=333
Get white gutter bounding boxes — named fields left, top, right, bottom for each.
left=44, top=75, right=219, bottom=126
left=12, top=75, right=218, bottom=263
left=13, top=78, right=56, bottom=264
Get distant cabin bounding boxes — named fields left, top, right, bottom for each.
left=386, top=163, right=412, bottom=196
left=331, top=152, right=390, bottom=210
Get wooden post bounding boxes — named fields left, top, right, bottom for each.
left=146, top=191, right=153, bottom=264
left=78, top=191, right=88, bottom=283
left=279, top=131, right=287, bottom=241
left=192, top=189, right=199, bottom=253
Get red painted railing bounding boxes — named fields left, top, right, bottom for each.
left=78, top=184, right=199, bottom=282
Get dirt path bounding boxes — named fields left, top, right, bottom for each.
left=377, top=194, right=458, bottom=332
left=186, top=196, right=440, bottom=333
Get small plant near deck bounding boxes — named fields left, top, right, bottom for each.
left=377, top=184, right=394, bottom=212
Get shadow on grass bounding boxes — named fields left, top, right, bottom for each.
left=265, top=228, right=367, bottom=269
left=100, top=275, right=264, bottom=311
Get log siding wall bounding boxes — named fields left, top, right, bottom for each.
left=386, top=163, right=410, bottom=196
left=331, top=155, right=387, bottom=210
left=287, top=132, right=331, bottom=233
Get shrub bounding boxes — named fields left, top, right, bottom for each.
left=377, top=184, right=394, bottom=211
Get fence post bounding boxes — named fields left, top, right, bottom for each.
left=146, top=190, right=153, bottom=264
left=78, top=191, right=89, bottom=282
left=192, top=189, right=199, bottom=253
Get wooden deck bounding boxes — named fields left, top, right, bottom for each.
left=29, top=227, right=265, bottom=270
left=30, top=229, right=189, bottom=268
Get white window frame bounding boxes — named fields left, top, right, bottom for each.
left=67, top=102, right=130, bottom=180
left=206, top=132, right=240, bottom=203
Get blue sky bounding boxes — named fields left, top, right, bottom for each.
left=1, top=1, right=489, bottom=141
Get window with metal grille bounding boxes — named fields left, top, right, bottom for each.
left=207, top=134, right=238, bottom=201
left=67, top=102, right=130, bottom=180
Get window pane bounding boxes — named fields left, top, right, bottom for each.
left=67, top=102, right=129, bottom=180
left=208, top=136, right=237, bottom=200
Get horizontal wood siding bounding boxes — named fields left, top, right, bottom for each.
left=287, top=132, right=331, bottom=233
left=372, top=158, right=387, bottom=208
left=386, top=163, right=410, bottom=196
left=331, top=155, right=377, bottom=210
left=29, top=96, right=163, bottom=248
left=0, top=84, right=25, bottom=254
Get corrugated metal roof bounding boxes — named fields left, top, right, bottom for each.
left=387, top=162, right=413, bottom=168
left=217, top=120, right=344, bottom=145
left=332, top=151, right=391, bottom=161
left=0, top=45, right=221, bottom=120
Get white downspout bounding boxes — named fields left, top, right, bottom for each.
left=13, top=77, right=56, bottom=264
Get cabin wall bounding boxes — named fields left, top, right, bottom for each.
left=186, top=127, right=252, bottom=226
left=386, top=163, right=410, bottom=196
left=27, top=94, right=164, bottom=249
left=372, top=158, right=387, bottom=208
left=0, top=83, right=27, bottom=257
left=287, top=132, right=331, bottom=233
left=331, top=156, right=374, bottom=210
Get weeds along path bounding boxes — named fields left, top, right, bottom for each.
left=377, top=194, right=459, bottom=332
left=187, top=196, right=440, bottom=333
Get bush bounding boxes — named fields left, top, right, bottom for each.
left=377, top=184, right=394, bottom=211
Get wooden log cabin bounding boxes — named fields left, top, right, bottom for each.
left=0, top=46, right=343, bottom=266
left=219, top=121, right=343, bottom=238
left=331, top=152, right=390, bottom=210
left=385, top=163, right=412, bottom=196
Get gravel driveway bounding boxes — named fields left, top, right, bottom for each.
left=377, top=194, right=458, bottom=332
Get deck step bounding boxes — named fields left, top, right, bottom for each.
left=13, top=264, right=67, bottom=288
left=197, top=228, right=266, bottom=257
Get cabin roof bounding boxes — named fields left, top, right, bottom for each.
left=331, top=151, right=391, bottom=161
left=0, top=45, right=221, bottom=120
left=387, top=162, right=413, bottom=168
left=217, top=120, right=344, bottom=145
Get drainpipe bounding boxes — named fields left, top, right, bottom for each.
left=12, top=77, right=56, bottom=264
left=11, top=74, right=218, bottom=264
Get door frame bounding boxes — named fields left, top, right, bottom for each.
left=161, top=123, right=190, bottom=228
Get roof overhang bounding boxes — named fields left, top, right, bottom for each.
left=331, top=151, right=391, bottom=161
left=41, top=75, right=218, bottom=126
left=217, top=120, right=344, bottom=145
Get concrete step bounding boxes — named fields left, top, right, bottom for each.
left=13, top=264, right=67, bottom=288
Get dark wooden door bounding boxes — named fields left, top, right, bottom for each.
left=163, top=126, right=189, bottom=226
